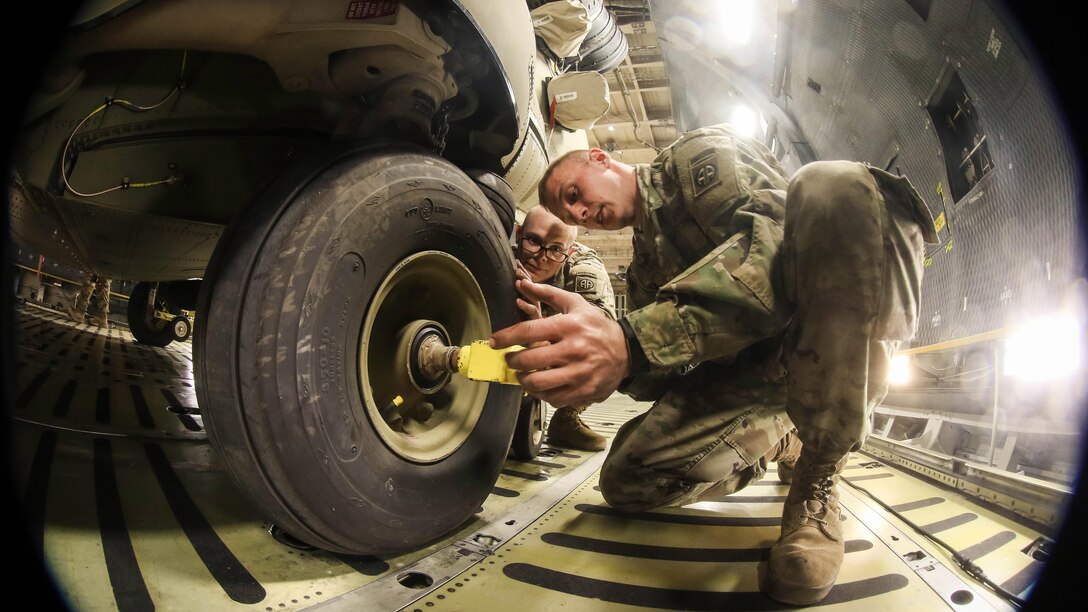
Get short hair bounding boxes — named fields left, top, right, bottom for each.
left=523, top=205, right=578, bottom=247
left=537, top=149, right=590, bottom=210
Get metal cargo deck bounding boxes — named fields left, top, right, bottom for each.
left=10, top=302, right=1051, bottom=611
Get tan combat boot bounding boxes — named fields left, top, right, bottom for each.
left=546, top=405, right=606, bottom=451
left=67, top=308, right=86, bottom=324
left=765, top=451, right=849, bottom=605
left=764, top=428, right=803, bottom=484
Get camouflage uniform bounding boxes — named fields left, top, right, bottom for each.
left=538, top=241, right=618, bottom=449
left=601, top=124, right=936, bottom=511
left=69, top=273, right=112, bottom=327
left=542, top=241, right=617, bottom=320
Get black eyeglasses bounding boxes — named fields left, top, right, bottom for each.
left=519, top=235, right=569, bottom=263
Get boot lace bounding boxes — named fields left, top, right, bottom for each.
left=793, top=462, right=842, bottom=536
left=804, top=473, right=836, bottom=503
left=571, top=414, right=593, bottom=430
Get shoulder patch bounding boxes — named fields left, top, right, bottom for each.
left=689, top=148, right=721, bottom=198
left=574, top=273, right=597, bottom=294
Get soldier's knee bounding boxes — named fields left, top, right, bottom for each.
left=792, top=159, right=862, bottom=184
left=599, top=476, right=665, bottom=513
left=789, top=160, right=873, bottom=208
left=599, top=482, right=650, bottom=513
left=600, top=454, right=675, bottom=512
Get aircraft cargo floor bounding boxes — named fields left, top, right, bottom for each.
left=10, top=302, right=1047, bottom=611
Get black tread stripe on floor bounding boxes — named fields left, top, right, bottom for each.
left=16, top=369, right=51, bottom=410
left=161, top=389, right=203, bottom=431
left=81, top=332, right=97, bottom=361
left=919, top=513, right=977, bottom=534
left=842, top=472, right=895, bottom=482
left=503, top=564, right=909, bottom=610
left=524, top=459, right=567, bottom=469
left=20, top=318, right=48, bottom=332
left=94, top=438, right=155, bottom=612
left=332, top=554, right=391, bottom=576
left=128, top=386, right=156, bottom=429
left=22, top=431, right=59, bottom=554
left=143, top=442, right=266, bottom=604
left=502, top=468, right=549, bottom=482
left=161, top=388, right=199, bottom=414
left=890, top=497, right=945, bottom=512
left=1000, top=560, right=1044, bottom=597
left=96, top=387, right=111, bottom=424
left=576, top=504, right=781, bottom=527
left=491, top=486, right=520, bottom=498
left=56, top=329, right=78, bottom=357
left=52, top=380, right=78, bottom=418
left=540, top=533, right=873, bottom=561
left=959, top=531, right=1017, bottom=560
left=53, top=326, right=75, bottom=343
left=720, top=496, right=787, bottom=503
left=177, top=414, right=203, bottom=432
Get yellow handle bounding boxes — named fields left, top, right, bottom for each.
left=456, top=341, right=523, bottom=385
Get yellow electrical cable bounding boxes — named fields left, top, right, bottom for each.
left=61, top=51, right=188, bottom=198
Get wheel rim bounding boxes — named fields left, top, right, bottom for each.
left=173, top=319, right=189, bottom=338
left=360, top=251, right=490, bottom=463
left=530, top=401, right=544, bottom=446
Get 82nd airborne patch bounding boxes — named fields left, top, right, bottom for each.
left=689, top=149, right=721, bottom=197
left=574, top=273, right=597, bottom=295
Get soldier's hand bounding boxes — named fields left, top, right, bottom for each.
left=490, top=280, right=629, bottom=406
left=513, top=261, right=543, bottom=320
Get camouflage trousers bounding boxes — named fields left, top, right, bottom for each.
left=602, top=361, right=793, bottom=511
left=601, top=161, right=929, bottom=511
left=71, top=275, right=112, bottom=325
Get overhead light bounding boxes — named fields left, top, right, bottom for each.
left=729, top=104, right=757, bottom=138
left=1004, top=313, right=1082, bottom=381
left=718, top=0, right=756, bottom=46
left=607, top=125, right=615, bottom=131
left=888, top=354, right=912, bottom=386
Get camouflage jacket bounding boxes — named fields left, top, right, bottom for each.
left=544, top=241, right=617, bottom=320
left=623, top=124, right=795, bottom=381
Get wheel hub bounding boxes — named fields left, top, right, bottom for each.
left=394, top=320, right=460, bottom=395
left=359, top=251, right=490, bottom=463
left=173, top=318, right=189, bottom=338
